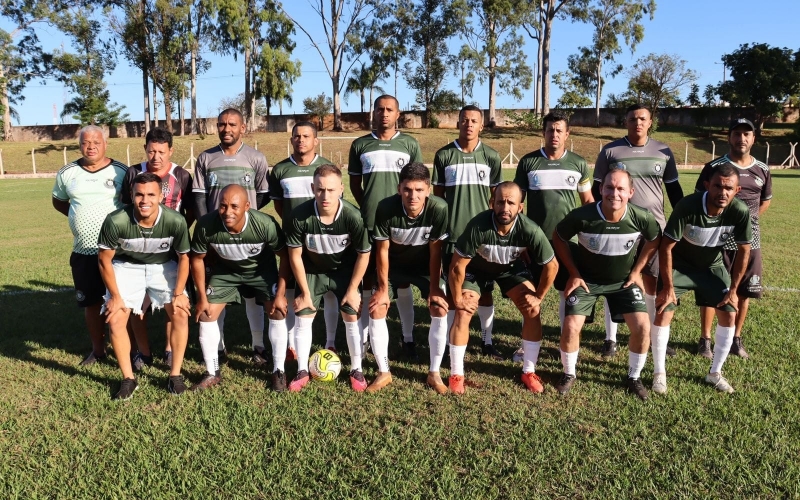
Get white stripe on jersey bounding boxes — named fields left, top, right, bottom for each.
left=476, top=244, right=526, bottom=265
left=211, top=242, right=264, bottom=261
left=443, top=164, right=492, bottom=187
left=360, top=150, right=412, bottom=174
left=305, top=233, right=351, bottom=255
left=577, top=232, right=641, bottom=256
left=280, top=176, right=314, bottom=199
left=390, top=226, right=433, bottom=246
left=526, top=169, right=582, bottom=191
left=680, top=224, right=736, bottom=248
left=102, top=237, right=174, bottom=254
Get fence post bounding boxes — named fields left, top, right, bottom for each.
left=31, top=148, right=36, bottom=174
left=711, top=141, right=715, bottom=161
left=570, top=140, right=574, bottom=152
left=190, top=143, right=195, bottom=171
left=684, top=141, right=689, bottom=167
left=320, top=140, right=323, bottom=158
left=255, top=140, right=259, bottom=151
left=765, top=142, right=770, bottom=167
left=63, top=146, right=67, bottom=165
left=126, top=144, right=130, bottom=166
left=0, top=149, right=4, bottom=176
left=287, top=139, right=291, bottom=158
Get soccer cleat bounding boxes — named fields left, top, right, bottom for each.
left=167, top=375, right=187, bottom=395
left=697, top=337, right=713, bottom=359
left=665, top=345, right=677, bottom=357
left=366, top=372, right=393, bottom=393
left=512, top=347, right=525, bottom=363
left=448, top=374, right=465, bottom=395
left=426, top=372, right=448, bottom=395
left=349, top=370, right=368, bottom=392
left=271, top=370, right=287, bottom=392
left=601, top=340, right=618, bottom=358
left=131, top=352, right=153, bottom=372
left=218, top=349, right=228, bottom=365
left=521, top=372, right=545, bottom=393
left=252, top=347, right=269, bottom=366
left=626, top=377, right=648, bottom=401
left=113, top=378, right=139, bottom=401
left=729, top=337, right=750, bottom=359
left=652, top=373, right=668, bottom=395
left=288, top=370, right=310, bottom=392
left=554, top=374, right=576, bottom=395
left=482, top=343, right=504, bottom=361
left=162, top=350, right=173, bottom=367
left=80, top=351, right=107, bottom=366
left=190, top=372, right=222, bottom=392
left=286, top=346, right=297, bottom=362
left=403, top=341, right=419, bottom=362
left=705, top=372, right=735, bottom=393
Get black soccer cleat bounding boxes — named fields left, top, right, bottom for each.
left=626, top=377, right=649, bottom=401
left=601, top=340, right=618, bottom=358
left=482, top=343, right=504, bottom=361
left=403, top=341, right=419, bottom=362
left=555, top=374, right=576, bottom=395
left=113, top=378, right=139, bottom=401
left=271, top=370, right=287, bottom=392
left=168, top=375, right=187, bottom=395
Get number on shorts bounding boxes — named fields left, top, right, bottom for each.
left=632, top=288, right=643, bottom=300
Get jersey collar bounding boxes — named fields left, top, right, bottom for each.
left=401, top=197, right=427, bottom=220
left=290, top=154, right=319, bottom=166
left=722, top=154, right=757, bottom=169
left=217, top=142, right=245, bottom=155
left=454, top=140, right=482, bottom=152
left=314, top=200, right=343, bottom=222
left=539, top=148, right=567, bottom=160
left=140, top=161, right=177, bottom=178
left=133, top=203, right=163, bottom=228
left=595, top=201, right=629, bottom=221
left=623, top=136, right=650, bottom=148
left=371, top=131, right=400, bottom=141
left=222, top=210, right=250, bottom=235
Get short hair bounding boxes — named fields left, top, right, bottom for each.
left=494, top=181, right=523, bottom=200
left=132, top=172, right=162, bottom=188
left=459, top=104, right=483, bottom=122
left=292, top=121, right=318, bottom=137
left=399, top=162, right=430, bottom=185
left=711, top=163, right=740, bottom=182
left=218, top=108, right=244, bottom=122
left=79, top=125, right=106, bottom=143
left=543, top=111, right=570, bottom=131
left=374, top=94, right=399, bottom=109
left=604, top=167, right=632, bottom=186
left=314, top=164, right=342, bottom=180
left=625, top=103, right=651, bottom=117
left=145, top=127, right=173, bottom=148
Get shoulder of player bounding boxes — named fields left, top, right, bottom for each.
left=105, top=205, right=132, bottom=224
left=728, top=197, right=750, bottom=214
left=626, top=203, right=657, bottom=224
left=752, top=159, right=770, bottom=174
left=434, top=141, right=458, bottom=156
left=195, top=210, right=219, bottom=229
left=340, top=199, right=363, bottom=218
left=600, top=137, right=628, bottom=152
left=376, top=193, right=401, bottom=212
left=396, top=132, right=421, bottom=146
left=248, top=208, right=279, bottom=226
left=517, top=212, right=547, bottom=235
left=563, top=150, right=588, bottom=165
left=477, top=141, right=500, bottom=156
left=427, top=194, right=448, bottom=211
left=351, top=133, right=378, bottom=150
left=56, top=160, right=83, bottom=177
left=109, top=159, right=128, bottom=173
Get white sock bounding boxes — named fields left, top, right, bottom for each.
left=369, top=317, right=390, bottom=372
left=559, top=348, right=578, bottom=376
left=216, top=307, right=226, bottom=350
left=522, top=340, right=542, bottom=373
left=285, top=289, right=296, bottom=350
left=323, top=291, right=339, bottom=346
left=604, top=301, right=618, bottom=342
left=558, top=291, right=566, bottom=327
left=345, top=320, right=363, bottom=371
left=268, top=318, right=288, bottom=372
left=359, top=290, right=372, bottom=346
left=397, top=286, right=415, bottom=342
left=645, top=294, right=656, bottom=324
left=198, top=321, right=221, bottom=375
left=651, top=324, right=671, bottom=374
left=478, top=305, right=494, bottom=344
left=428, top=316, right=448, bottom=372
left=449, top=344, right=467, bottom=376
left=295, top=316, right=314, bottom=372
left=710, top=325, right=736, bottom=373
left=628, top=351, right=647, bottom=379
left=245, top=297, right=264, bottom=349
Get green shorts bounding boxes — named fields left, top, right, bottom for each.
left=565, top=281, right=647, bottom=323
left=379, top=268, right=445, bottom=300
left=658, top=266, right=735, bottom=312
left=296, top=268, right=359, bottom=316
left=442, top=248, right=496, bottom=296
left=450, top=262, right=531, bottom=297
left=206, top=271, right=277, bottom=305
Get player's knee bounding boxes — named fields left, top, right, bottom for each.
left=268, top=309, right=285, bottom=321
left=430, top=304, right=447, bottom=317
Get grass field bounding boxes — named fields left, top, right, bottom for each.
left=1, top=170, right=800, bottom=498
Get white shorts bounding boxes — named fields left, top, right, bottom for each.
left=103, top=260, right=182, bottom=315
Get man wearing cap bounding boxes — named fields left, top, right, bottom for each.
left=694, top=118, right=771, bottom=360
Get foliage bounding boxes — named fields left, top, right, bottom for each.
left=624, top=53, right=697, bottom=111
left=687, top=83, right=700, bottom=107
left=505, top=109, right=543, bottom=131
left=344, top=63, right=385, bottom=114
left=302, top=93, right=332, bottom=130
left=703, top=84, right=717, bottom=107
left=219, top=92, right=267, bottom=117
left=553, top=48, right=600, bottom=108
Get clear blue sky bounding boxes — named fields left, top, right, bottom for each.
left=5, top=0, right=800, bottom=126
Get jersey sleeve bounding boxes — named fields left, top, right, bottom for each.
left=577, top=157, right=592, bottom=192
left=372, top=201, right=391, bottom=241
left=284, top=213, right=304, bottom=248
left=527, top=225, right=555, bottom=266
left=268, top=166, right=283, bottom=201
left=347, top=142, right=362, bottom=176
left=555, top=209, right=582, bottom=243
left=97, top=214, right=120, bottom=251
left=429, top=200, right=449, bottom=241
left=513, top=159, right=529, bottom=191
left=640, top=209, right=661, bottom=242
left=263, top=215, right=286, bottom=252
left=663, top=199, right=689, bottom=242
left=695, top=163, right=713, bottom=193
left=432, top=152, right=445, bottom=186
left=663, top=148, right=679, bottom=183
left=192, top=154, right=207, bottom=193
left=190, top=219, right=209, bottom=254
left=454, top=219, right=480, bottom=258
left=173, top=217, right=190, bottom=254
left=254, top=153, right=269, bottom=194
left=488, top=148, right=502, bottom=187
left=350, top=212, right=371, bottom=253
left=52, top=171, right=69, bottom=201
left=733, top=202, right=753, bottom=245
left=410, top=139, right=423, bottom=164
left=593, top=148, right=610, bottom=183
left=120, top=167, right=138, bottom=205
left=761, top=167, right=773, bottom=201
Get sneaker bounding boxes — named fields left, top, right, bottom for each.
left=729, top=337, right=750, bottom=359
left=190, top=372, right=222, bottom=392
left=366, top=372, right=392, bottom=393
left=286, top=347, right=297, bottom=362
left=705, top=372, right=735, bottom=393
left=252, top=347, right=269, bottom=366
left=554, top=373, right=576, bottom=395
left=402, top=341, right=419, bottom=362
left=697, top=337, right=713, bottom=359
left=482, top=343, right=504, bottom=361
left=652, top=373, right=668, bottom=395
left=113, top=378, right=138, bottom=400
left=512, top=347, right=525, bottom=363
left=349, top=369, right=368, bottom=392
left=426, top=372, right=448, bottom=395
left=218, top=349, right=228, bottom=365
left=601, top=340, right=618, bottom=358
left=449, top=374, right=465, bottom=395
left=288, top=370, right=310, bottom=392
left=162, top=351, right=173, bottom=367
left=79, top=351, right=107, bottom=366
left=521, top=372, right=544, bottom=393
left=665, top=345, right=677, bottom=357
left=167, top=375, right=187, bottom=395
left=131, top=352, right=153, bottom=372
left=271, top=370, right=287, bottom=392
left=626, top=377, right=648, bottom=401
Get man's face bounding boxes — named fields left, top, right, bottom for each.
left=313, top=173, right=343, bottom=211
left=132, top=181, right=163, bottom=220
left=544, top=119, right=569, bottom=154
left=705, top=174, right=741, bottom=211
left=626, top=109, right=652, bottom=139
left=458, top=110, right=484, bottom=142
left=729, top=126, right=755, bottom=156
left=399, top=179, right=429, bottom=215
left=601, top=171, right=634, bottom=212
left=373, top=98, right=400, bottom=132
left=492, top=186, right=523, bottom=226
left=144, top=141, right=173, bottom=172
left=218, top=191, right=250, bottom=230
left=217, top=112, right=245, bottom=147
left=292, top=126, right=318, bottom=156
left=80, top=131, right=107, bottom=163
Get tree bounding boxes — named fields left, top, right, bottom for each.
left=303, top=93, right=332, bottom=130
left=220, top=92, right=267, bottom=116
left=717, top=43, right=800, bottom=132
left=110, top=0, right=154, bottom=134
left=255, top=43, right=301, bottom=117
left=149, top=0, right=193, bottom=133
left=553, top=48, right=598, bottom=108
left=624, top=53, right=697, bottom=112
left=345, top=63, right=385, bottom=114
left=687, top=83, right=700, bottom=107
left=703, top=84, right=717, bottom=107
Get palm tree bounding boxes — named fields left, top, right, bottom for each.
left=345, top=63, right=386, bottom=128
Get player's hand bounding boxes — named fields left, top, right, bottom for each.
left=369, top=289, right=390, bottom=314
left=428, top=286, right=448, bottom=312
left=171, top=294, right=191, bottom=315
left=103, top=295, right=127, bottom=324
left=271, top=293, right=288, bottom=317
left=294, top=293, right=315, bottom=314
left=564, top=276, right=589, bottom=298
left=656, top=287, right=676, bottom=315
left=623, top=272, right=645, bottom=293
left=342, top=288, right=362, bottom=313
left=454, top=293, right=478, bottom=314
left=194, top=297, right=211, bottom=322
left=517, top=292, right=542, bottom=317
left=717, top=289, right=739, bottom=311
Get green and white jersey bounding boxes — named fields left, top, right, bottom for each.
left=192, top=143, right=269, bottom=212
left=373, top=194, right=449, bottom=271
left=285, top=199, right=371, bottom=274
left=456, top=211, right=554, bottom=279
left=191, top=209, right=285, bottom=276
left=593, top=137, right=679, bottom=228
left=348, top=131, right=423, bottom=230
left=664, top=192, right=752, bottom=272
left=556, top=203, right=660, bottom=284
left=52, top=159, right=128, bottom=255
left=514, top=149, right=592, bottom=240
left=268, top=154, right=334, bottom=218
left=433, top=141, right=503, bottom=245
left=98, top=205, right=190, bottom=265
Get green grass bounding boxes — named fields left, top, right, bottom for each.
left=1, top=172, right=799, bottom=497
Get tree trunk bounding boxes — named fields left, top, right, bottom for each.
left=535, top=39, right=542, bottom=113
left=488, top=56, right=497, bottom=124
left=333, top=72, right=342, bottom=132
left=541, top=8, right=553, bottom=115
left=142, top=67, right=151, bottom=134
left=153, top=79, right=159, bottom=127
left=191, top=44, right=197, bottom=135
left=594, top=60, right=603, bottom=127
left=180, top=83, right=185, bottom=136
left=244, top=49, right=253, bottom=132
left=1, top=66, right=12, bottom=141
left=164, top=94, right=173, bottom=133
left=360, top=89, right=365, bottom=114
left=368, top=85, right=374, bottom=130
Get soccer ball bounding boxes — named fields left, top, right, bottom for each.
left=309, top=349, right=342, bottom=381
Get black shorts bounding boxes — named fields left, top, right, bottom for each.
left=70, top=252, right=105, bottom=307
left=723, top=248, right=763, bottom=299
left=636, top=238, right=659, bottom=278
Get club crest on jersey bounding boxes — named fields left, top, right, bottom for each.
left=424, top=231, right=431, bottom=240
left=532, top=173, right=541, bottom=187
left=307, top=237, right=317, bottom=251
left=396, top=158, right=407, bottom=168
left=588, top=237, right=600, bottom=251
left=206, top=286, right=214, bottom=296
left=625, top=239, right=635, bottom=249
left=567, top=294, right=579, bottom=306
left=720, top=232, right=730, bottom=242
left=687, top=227, right=698, bottom=239
left=104, top=178, right=116, bottom=189
left=161, top=182, right=171, bottom=196
left=208, top=172, right=218, bottom=187
left=340, top=237, right=350, bottom=247
left=447, top=168, right=458, bottom=183
left=242, top=173, right=252, bottom=185
left=654, top=163, right=662, bottom=173
left=160, top=242, right=170, bottom=250
left=754, top=177, right=764, bottom=187
left=511, top=250, right=521, bottom=260
left=478, top=170, right=486, bottom=180
left=76, top=290, right=85, bottom=301
left=750, top=275, right=760, bottom=285
left=566, top=175, right=576, bottom=186
left=249, top=246, right=260, bottom=255
left=615, top=162, right=627, bottom=171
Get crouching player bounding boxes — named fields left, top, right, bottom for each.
left=447, top=182, right=558, bottom=394
left=98, top=173, right=191, bottom=400
left=190, top=185, right=290, bottom=392
left=552, top=168, right=660, bottom=400
left=368, top=162, right=450, bottom=393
